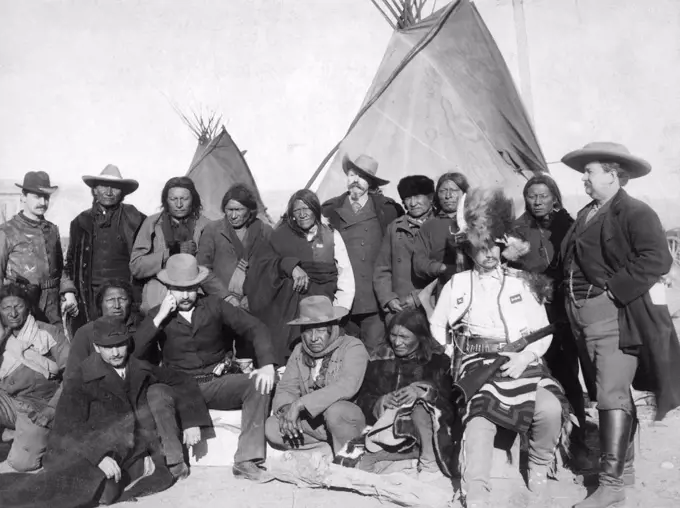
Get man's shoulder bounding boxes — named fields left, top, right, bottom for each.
left=321, top=193, right=348, bottom=213
left=121, top=203, right=146, bottom=222
left=202, top=218, right=223, bottom=234
left=372, top=193, right=404, bottom=214
left=142, top=211, right=163, bottom=227
left=35, top=320, right=65, bottom=339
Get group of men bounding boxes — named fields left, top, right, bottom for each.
left=0, top=140, right=678, bottom=508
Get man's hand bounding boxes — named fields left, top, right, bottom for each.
left=179, top=240, right=197, bottom=256
left=381, top=391, right=402, bottom=410
left=499, top=351, right=535, bottom=379
left=291, top=266, right=309, bottom=293
left=278, top=400, right=304, bottom=440
left=183, top=427, right=201, bottom=447
left=98, top=456, right=122, bottom=482
left=61, top=292, right=79, bottom=317
left=386, top=298, right=404, bottom=313
left=153, top=293, right=177, bottom=327
left=249, top=364, right=275, bottom=395
left=392, top=384, right=422, bottom=407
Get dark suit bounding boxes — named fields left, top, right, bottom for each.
left=561, top=189, right=680, bottom=419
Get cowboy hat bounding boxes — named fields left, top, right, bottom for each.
left=157, top=254, right=209, bottom=288
left=15, top=171, right=58, bottom=195
left=82, top=164, right=139, bottom=194
left=342, top=154, right=390, bottom=187
left=286, top=295, right=349, bottom=326
left=561, top=142, right=651, bottom=179
left=365, top=408, right=408, bottom=453
left=92, top=316, right=132, bottom=347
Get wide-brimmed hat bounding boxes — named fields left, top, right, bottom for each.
left=287, top=295, right=349, bottom=326
left=342, top=154, right=390, bottom=187
left=157, top=254, right=209, bottom=288
left=92, top=315, right=132, bottom=347
left=15, top=171, right=58, bottom=195
left=82, top=164, right=139, bottom=194
left=561, top=142, right=651, bottom=179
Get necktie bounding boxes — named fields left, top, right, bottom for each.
left=585, top=204, right=600, bottom=224
left=351, top=200, right=362, bottom=213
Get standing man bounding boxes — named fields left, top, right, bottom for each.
left=322, top=154, right=403, bottom=356
left=373, top=175, right=435, bottom=323
left=0, top=171, right=77, bottom=324
left=63, top=165, right=146, bottom=330
left=134, top=253, right=277, bottom=481
left=561, top=142, right=680, bottom=508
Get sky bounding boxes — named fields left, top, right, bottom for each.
left=1, top=0, right=679, bottom=231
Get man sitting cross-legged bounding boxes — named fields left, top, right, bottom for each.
left=135, top=253, right=277, bottom=482
left=0, top=316, right=211, bottom=508
left=265, top=295, right=369, bottom=456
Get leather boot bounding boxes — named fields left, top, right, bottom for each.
left=622, top=411, right=637, bottom=486
left=573, top=410, right=632, bottom=508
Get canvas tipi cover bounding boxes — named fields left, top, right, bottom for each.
left=311, top=0, right=547, bottom=203
left=186, top=126, right=269, bottom=222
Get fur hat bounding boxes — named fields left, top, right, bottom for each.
left=461, top=187, right=530, bottom=262
left=397, top=175, right=435, bottom=201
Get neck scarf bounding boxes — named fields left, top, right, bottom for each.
left=0, top=314, right=57, bottom=380
left=161, top=212, right=196, bottom=247
left=406, top=208, right=433, bottom=228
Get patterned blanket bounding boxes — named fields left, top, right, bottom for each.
left=459, top=353, right=571, bottom=435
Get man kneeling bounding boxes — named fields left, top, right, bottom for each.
left=266, top=296, right=369, bottom=455
left=0, top=316, right=211, bottom=507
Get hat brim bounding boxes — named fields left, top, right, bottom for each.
left=342, top=156, right=390, bottom=187
left=561, top=149, right=651, bottom=179
left=15, top=184, right=58, bottom=195
left=82, top=175, right=139, bottom=194
left=156, top=266, right=210, bottom=288
left=286, top=306, right=349, bottom=326
left=93, top=336, right=131, bottom=347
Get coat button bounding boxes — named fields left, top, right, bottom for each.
left=361, top=240, right=365, bottom=246
left=397, top=257, right=402, bottom=262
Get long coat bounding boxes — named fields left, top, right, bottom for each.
left=196, top=217, right=272, bottom=299
left=373, top=214, right=432, bottom=311
left=63, top=204, right=146, bottom=327
left=560, top=189, right=680, bottom=420
left=0, top=354, right=211, bottom=508
left=130, top=212, right=221, bottom=313
left=322, top=192, right=403, bottom=314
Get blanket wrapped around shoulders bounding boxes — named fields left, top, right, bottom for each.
left=336, top=352, right=458, bottom=477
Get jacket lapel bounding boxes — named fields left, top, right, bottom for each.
left=126, top=357, right=153, bottom=405
left=81, top=354, right=129, bottom=404
left=219, top=218, right=245, bottom=259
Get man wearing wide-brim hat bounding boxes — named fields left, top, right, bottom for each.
left=560, top=142, right=680, bottom=508
left=62, top=164, right=146, bottom=330
left=0, top=171, right=75, bottom=324
left=321, top=154, right=404, bottom=356
left=265, top=295, right=369, bottom=457
left=134, top=253, right=277, bottom=482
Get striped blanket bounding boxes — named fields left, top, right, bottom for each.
left=459, top=354, right=570, bottom=435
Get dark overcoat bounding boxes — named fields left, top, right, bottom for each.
left=0, top=354, right=211, bottom=508
left=560, top=189, right=680, bottom=420
left=322, top=192, right=403, bottom=314
left=64, top=203, right=146, bottom=327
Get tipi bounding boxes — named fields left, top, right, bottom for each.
left=308, top=0, right=546, bottom=204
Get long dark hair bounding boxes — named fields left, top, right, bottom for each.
left=434, top=172, right=469, bottom=212
left=284, top=189, right=322, bottom=237
left=161, top=177, right=202, bottom=219
left=522, top=174, right=564, bottom=216
left=95, top=279, right=134, bottom=318
left=386, top=309, right=441, bottom=362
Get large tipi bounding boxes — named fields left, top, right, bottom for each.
left=308, top=0, right=546, bottom=205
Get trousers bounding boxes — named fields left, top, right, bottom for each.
left=462, top=386, right=562, bottom=499
left=0, top=390, right=50, bottom=472
left=566, top=292, right=638, bottom=412
left=199, top=373, right=269, bottom=463
left=265, top=400, right=365, bottom=454
left=146, top=384, right=184, bottom=466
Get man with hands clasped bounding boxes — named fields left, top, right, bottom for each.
left=135, top=253, right=278, bottom=482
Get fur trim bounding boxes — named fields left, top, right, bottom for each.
left=397, top=175, right=435, bottom=200
left=463, top=188, right=515, bottom=249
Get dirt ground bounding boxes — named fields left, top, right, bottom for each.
left=124, top=288, right=680, bottom=508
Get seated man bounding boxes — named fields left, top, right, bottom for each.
left=353, top=309, right=455, bottom=481
left=135, top=253, right=277, bottom=482
left=0, top=283, right=69, bottom=473
left=265, top=295, right=368, bottom=456
left=430, top=188, right=571, bottom=507
left=0, top=316, right=211, bottom=507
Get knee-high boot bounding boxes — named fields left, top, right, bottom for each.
left=573, top=410, right=632, bottom=508
left=622, top=408, right=637, bottom=486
